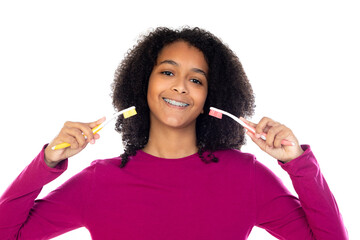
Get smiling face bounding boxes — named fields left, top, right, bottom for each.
left=147, top=41, right=208, bottom=131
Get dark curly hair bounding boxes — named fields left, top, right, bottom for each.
left=111, top=27, right=255, bottom=168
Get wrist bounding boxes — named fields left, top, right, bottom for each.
left=44, top=157, right=60, bottom=168
left=44, top=145, right=62, bottom=168
left=281, top=146, right=305, bottom=163
left=44, top=153, right=61, bottom=168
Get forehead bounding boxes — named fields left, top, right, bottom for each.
left=158, top=41, right=201, bottom=57
left=156, top=41, right=208, bottom=71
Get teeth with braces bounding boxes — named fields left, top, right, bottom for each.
left=163, top=98, right=189, bottom=107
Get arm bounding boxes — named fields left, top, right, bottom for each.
left=0, top=146, right=98, bottom=239
left=254, top=146, right=348, bottom=239
left=0, top=118, right=104, bottom=239
left=279, top=145, right=347, bottom=239
left=0, top=146, right=69, bottom=239
left=244, top=117, right=348, bottom=239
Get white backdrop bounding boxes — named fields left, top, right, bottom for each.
left=0, top=1, right=358, bottom=239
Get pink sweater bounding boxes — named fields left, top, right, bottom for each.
left=0, top=145, right=347, bottom=239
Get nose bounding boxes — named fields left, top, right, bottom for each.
left=171, top=78, right=188, bottom=94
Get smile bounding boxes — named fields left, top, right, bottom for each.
left=163, top=98, right=189, bottom=107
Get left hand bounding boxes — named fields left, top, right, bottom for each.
left=241, top=117, right=304, bottom=163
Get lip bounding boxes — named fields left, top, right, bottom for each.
left=162, top=97, right=190, bottom=108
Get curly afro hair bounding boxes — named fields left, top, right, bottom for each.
left=111, top=27, right=255, bottom=168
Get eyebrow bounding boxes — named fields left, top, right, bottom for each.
left=159, top=60, right=207, bottom=78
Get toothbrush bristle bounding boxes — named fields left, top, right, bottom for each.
left=123, top=108, right=137, bottom=118
left=209, top=109, right=223, bottom=119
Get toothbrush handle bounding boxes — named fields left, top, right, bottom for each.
left=261, top=134, right=295, bottom=146
left=52, top=123, right=105, bottom=150
left=245, top=124, right=295, bottom=146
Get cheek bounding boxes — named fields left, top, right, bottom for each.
left=147, top=75, right=165, bottom=109
left=198, top=88, right=208, bottom=106
left=147, top=75, right=157, bottom=101
left=193, top=89, right=208, bottom=114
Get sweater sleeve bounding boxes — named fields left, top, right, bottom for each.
left=0, top=145, right=91, bottom=240
left=254, top=145, right=348, bottom=240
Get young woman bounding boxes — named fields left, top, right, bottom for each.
left=0, top=27, right=348, bottom=239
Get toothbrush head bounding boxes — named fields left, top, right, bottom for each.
left=123, top=108, right=137, bottom=119
left=209, top=107, right=223, bottom=119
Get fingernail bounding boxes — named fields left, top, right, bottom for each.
left=255, top=133, right=261, bottom=138
left=90, top=139, right=95, bottom=144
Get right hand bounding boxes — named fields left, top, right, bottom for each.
left=44, top=117, right=106, bottom=167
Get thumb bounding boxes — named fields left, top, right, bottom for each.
left=89, top=116, right=106, bottom=129
left=239, top=117, right=258, bottom=134
left=241, top=117, right=268, bottom=150
left=239, top=117, right=256, bottom=127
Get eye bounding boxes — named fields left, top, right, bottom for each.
left=190, top=78, right=202, bottom=85
left=161, top=71, right=174, bottom=76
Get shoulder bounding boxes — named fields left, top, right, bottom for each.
left=89, top=157, right=122, bottom=171
left=90, top=157, right=122, bottom=167
left=72, top=157, right=123, bottom=179
left=213, top=148, right=256, bottom=165
left=69, top=157, right=126, bottom=187
left=213, top=150, right=289, bottom=192
left=210, top=149, right=258, bottom=176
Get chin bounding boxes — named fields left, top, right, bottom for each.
left=163, top=117, right=195, bottom=129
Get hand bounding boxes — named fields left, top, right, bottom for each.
left=44, top=117, right=106, bottom=167
left=241, top=117, right=304, bottom=163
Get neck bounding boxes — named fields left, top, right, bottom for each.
left=142, top=124, right=198, bottom=159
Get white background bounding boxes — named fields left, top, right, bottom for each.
left=0, top=0, right=358, bottom=239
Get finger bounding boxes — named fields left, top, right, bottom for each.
left=87, top=133, right=101, bottom=145
left=64, top=127, right=87, bottom=148
left=70, top=121, right=103, bottom=143
left=65, top=122, right=93, bottom=143
left=274, top=128, right=295, bottom=148
left=266, top=124, right=286, bottom=148
left=59, top=134, right=79, bottom=149
left=57, top=123, right=81, bottom=149
left=88, top=117, right=105, bottom=144
left=256, top=117, right=279, bottom=135
left=246, top=130, right=268, bottom=152
left=80, top=125, right=95, bottom=143
left=94, top=133, right=101, bottom=140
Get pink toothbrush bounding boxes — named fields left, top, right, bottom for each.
left=209, top=107, right=295, bottom=146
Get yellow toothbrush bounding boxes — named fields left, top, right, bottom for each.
left=52, top=106, right=137, bottom=150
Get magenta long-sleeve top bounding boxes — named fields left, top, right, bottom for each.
left=0, top=145, right=348, bottom=239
